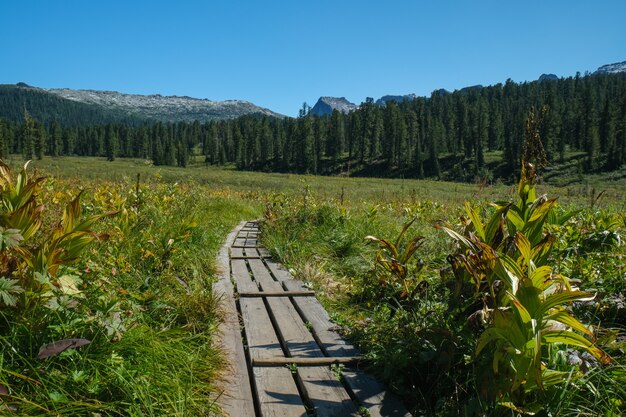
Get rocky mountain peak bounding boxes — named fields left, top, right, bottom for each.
left=43, top=87, right=283, bottom=122
left=309, top=96, right=358, bottom=116
left=375, top=94, right=417, bottom=106
left=538, top=73, right=559, bottom=82
left=594, top=61, right=626, bottom=75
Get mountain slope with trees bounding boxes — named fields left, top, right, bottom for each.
left=1, top=71, right=625, bottom=183
left=0, top=84, right=284, bottom=126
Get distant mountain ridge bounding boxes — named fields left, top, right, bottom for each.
left=309, top=96, right=358, bottom=116
left=594, top=61, right=626, bottom=75
left=46, top=87, right=284, bottom=122
left=0, top=83, right=284, bottom=126
left=539, top=74, right=559, bottom=82
left=307, top=60, right=624, bottom=116
left=375, top=94, right=417, bottom=106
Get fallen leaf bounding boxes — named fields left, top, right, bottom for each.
left=38, top=338, right=91, bottom=359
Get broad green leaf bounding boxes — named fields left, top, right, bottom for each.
left=515, top=232, right=532, bottom=268
left=529, top=265, right=552, bottom=290
left=508, top=291, right=532, bottom=323
left=399, top=236, right=424, bottom=264
left=485, top=204, right=510, bottom=247
left=536, top=291, right=595, bottom=318
left=544, top=311, right=593, bottom=337
left=437, top=225, right=478, bottom=252
left=464, top=202, right=485, bottom=241
left=528, top=198, right=557, bottom=223
left=493, top=257, right=519, bottom=294
left=507, top=207, right=525, bottom=232
left=542, top=330, right=605, bottom=361
left=394, top=217, right=416, bottom=249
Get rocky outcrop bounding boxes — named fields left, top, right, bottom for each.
left=309, top=96, right=358, bottom=116
left=45, top=87, right=284, bottom=122
left=538, top=73, right=559, bottom=82
left=594, top=61, right=626, bottom=75
left=375, top=94, right=417, bottom=106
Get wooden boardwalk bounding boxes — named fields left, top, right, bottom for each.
left=214, top=221, right=411, bottom=417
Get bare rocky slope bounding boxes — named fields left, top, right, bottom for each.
left=45, top=87, right=284, bottom=122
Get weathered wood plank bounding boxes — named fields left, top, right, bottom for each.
left=253, top=356, right=364, bottom=367
left=243, top=247, right=260, bottom=257
left=283, top=280, right=359, bottom=357
left=283, top=274, right=409, bottom=416
left=253, top=367, right=308, bottom=417
left=213, top=222, right=255, bottom=417
left=298, top=366, right=360, bottom=417
left=231, top=259, right=258, bottom=293
left=247, top=259, right=359, bottom=416
left=265, top=260, right=293, bottom=283
left=247, top=259, right=319, bottom=357
left=233, top=260, right=307, bottom=417
left=342, top=371, right=412, bottom=417
left=233, top=237, right=247, bottom=247
left=239, top=291, right=316, bottom=298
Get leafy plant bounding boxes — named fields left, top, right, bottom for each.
left=0, top=160, right=116, bottom=310
left=365, top=218, right=426, bottom=310
left=440, top=163, right=610, bottom=412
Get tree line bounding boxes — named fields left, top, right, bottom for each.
left=1, top=72, right=625, bottom=181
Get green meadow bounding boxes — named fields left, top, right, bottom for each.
left=1, top=155, right=625, bottom=416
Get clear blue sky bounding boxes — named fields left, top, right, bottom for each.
left=1, top=1, right=625, bottom=116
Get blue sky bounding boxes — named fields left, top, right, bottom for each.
left=1, top=1, right=625, bottom=116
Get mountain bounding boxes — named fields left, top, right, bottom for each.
left=375, top=94, right=417, bottom=106
left=538, top=73, right=559, bottom=82
left=0, top=83, right=284, bottom=126
left=458, top=84, right=483, bottom=93
left=46, top=87, right=284, bottom=122
left=432, top=89, right=451, bottom=97
left=594, top=61, right=626, bottom=75
left=309, top=96, right=358, bottom=116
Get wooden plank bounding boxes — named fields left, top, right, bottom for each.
left=253, top=356, right=364, bottom=367
left=283, top=280, right=360, bottom=357
left=213, top=222, right=255, bottom=417
left=233, top=237, right=247, bottom=247
left=243, top=247, right=260, bottom=257
left=231, top=259, right=258, bottom=293
left=298, top=367, right=359, bottom=417
left=283, top=279, right=409, bottom=416
left=233, top=260, right=307, bottom=417
left=247, top=259, right=359, bottom=416
left=342, top=371, right=412, bottom=417
left=239, top=291, right=316, bottom=298
left=265, top=260, right=294, bottom=283
left=247, top=259, right=319, bottom=357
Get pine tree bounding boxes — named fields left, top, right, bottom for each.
left=104, top=125, right=119, bottom=161
left=328, top=110, right=344, bottom=165
left=48, top=120, right=62, bottom=156
left=34, top=123, right=46, bottom=159
left=20, top=110, right=37, bottom=160
left=0, top=119, right=7, bottom=158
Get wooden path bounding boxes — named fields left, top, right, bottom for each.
left=214, top=221, right=411, bottom=417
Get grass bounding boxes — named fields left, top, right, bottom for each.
left=1, top=156, right=261, bottom=416
left=2, top=155, right=625, bottom=416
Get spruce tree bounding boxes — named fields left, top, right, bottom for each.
left=104, top=125, right=119, bottom=161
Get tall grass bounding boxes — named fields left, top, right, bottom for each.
left=1, top=158, right=261, bottom=415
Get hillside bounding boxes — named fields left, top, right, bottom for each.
left=0, top=83, right=284, bottom=126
